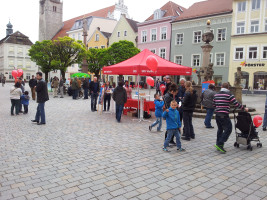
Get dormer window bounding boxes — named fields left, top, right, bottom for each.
left=154, top=9, right=164, bottom=20
left=179, top=7, right=183, bottom=12
left=176, top=11, right=180, bottom=16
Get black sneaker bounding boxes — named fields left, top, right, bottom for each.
left=149, top=126, right=152, bottom=131
left=181, top=136, right=190, bottom=141
left=263, top=127, right=266, bottom=131
left=191, top=135, right=195, bottom=139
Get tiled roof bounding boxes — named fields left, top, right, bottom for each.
left=0, top=31, right=33, bottom=46
left=145, top=1, right=186, bottom=21
left=173, top=0, right=232, bottom=22
left=101, top=31, right=112, bottom=38
left=52, top=5, right=116, bottom=40
left=126, top=18, right=139, bottom=33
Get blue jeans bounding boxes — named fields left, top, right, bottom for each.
left=183, top=111, right=195, bottom=138
left=91, top=93, right=98, bottom=111
left=35, top=103, right=46, bottom=124
left=205, top=108, right=215, bottom=127
left=263, top=95, right=267, bottom=128
left=215, top=115, right=232, bottom=146
left=151, top=117, right=162, bottom=131
left=116, top=104, right=124, bottom=122
left=164, top=129, right=181, bottom=149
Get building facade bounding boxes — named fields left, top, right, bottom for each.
left=171, top=0, right=233, bottom=85
left=228, top=0, right=267, bottom=90
left=109, top=14, right=138, bottom=47
left=0, top=23, right=37, bottom=81
left=87, top=27, right=111, bottom=49
left=137, top=1, right=186, bottom=61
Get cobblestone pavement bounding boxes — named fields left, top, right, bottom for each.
left=0, top=83, right=266, bottom=200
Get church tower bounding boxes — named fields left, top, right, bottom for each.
left=39, top=0, right=63, bottom=41
left=6, top=20, right=13, bottom=36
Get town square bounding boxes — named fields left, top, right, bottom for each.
left=1, top=0, right=267, bottom=199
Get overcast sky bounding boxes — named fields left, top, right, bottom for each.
left=0, top=0, right=204, bottom=43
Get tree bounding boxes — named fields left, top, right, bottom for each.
left=29, top=40, right=57, bottom=82
left=86, top=48, right=112, bottom=78
left=108, top=40, right=140, bottom=80
left=108, top=40, right=140, bottom=64
left=53, top=36, right=86, bottom=79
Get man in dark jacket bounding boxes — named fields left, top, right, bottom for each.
left=201, top=84, right=216, bottom=128
left=29, top=75, right=37, bottom=100
left=89, top=77, right=100, bottom=111
left=71, top=78, right=79, bottom=100
left=82, top=78, right=89, bottom=99
left=31, top=72, right=49, bottom=125
left=112, top=81, right=127, bottom=122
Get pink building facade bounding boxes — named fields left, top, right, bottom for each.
left=137, top=17, right=173, bottom=61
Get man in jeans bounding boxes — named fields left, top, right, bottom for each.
left=201, top=84, right=216, bottom=128
left=31, top=72, right=49, bottom=125
left=213, top=82, right=248, bottom=153
left=112, top=81, right=127, bottom=122
left=263, top=94, right=267, bottom=131
left=89, top=77, right=100, bottom=112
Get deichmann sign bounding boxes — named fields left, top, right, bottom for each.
left=240, top=61, right=265, bottom=67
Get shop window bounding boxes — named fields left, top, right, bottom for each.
left=26, top=73, right=31, bottom=80
left=193, top=31, right=201, bottom=43
left=235, top=71, right=249, bottom=89
left=9, top=72, right=13, bottom=80
left=235, top=47, right=244, bottom=60
left=176, top=33, right=183, bottom=45
left=214, top=76, right=222, bottom=87
left=254, top=72, right=267, bottom=90
left=248, top=47, right=258, bottom=59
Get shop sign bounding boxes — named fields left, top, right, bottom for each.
left=240, top=61, right=265, bottom=67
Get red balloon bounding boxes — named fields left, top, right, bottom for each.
left=12, top=70, right=18, bottom=79
left=160, top=84, right=166, bottom=94
left=146, top=55, right=158, bottom=71
left=146, top=76, right=154, bottom=87
left=17, top=69, right=23, bottom=77
left=253, top=115, right=263, bottom=128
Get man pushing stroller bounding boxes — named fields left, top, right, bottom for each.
left=213, top=82, right=248, bottom=153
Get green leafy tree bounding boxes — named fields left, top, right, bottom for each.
left=108, top=40, right=140, bottom=80
left=108, top=40, right=140, bottom=64
left=86, top=48, right=112, bottom=78
left=29, top=40, right=57, bottom=82
left=53, top=36, right=86, bottom=79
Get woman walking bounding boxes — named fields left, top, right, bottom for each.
left=181, top=81, right=198, bottom=141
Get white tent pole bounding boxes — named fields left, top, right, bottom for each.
left=137, top=74, right=140, bottom=119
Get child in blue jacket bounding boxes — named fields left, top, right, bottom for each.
left=162, top=100, right=185, bottom=152
left=21, top=91, right=30, bottom=114
left=149, top=94, right=164, bottom=132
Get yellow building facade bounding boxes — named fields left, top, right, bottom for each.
left=229, top=0, right=267, bottom=90
left=87, top=28, right=111, bottom=49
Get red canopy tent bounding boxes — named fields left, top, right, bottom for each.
left=103, top=49, right=192, bottom=76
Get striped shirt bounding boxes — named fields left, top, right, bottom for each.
left=213, top=89, right=243, bottom=115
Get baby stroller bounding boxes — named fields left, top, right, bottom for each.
left=233, top=110, right=262, bottom=151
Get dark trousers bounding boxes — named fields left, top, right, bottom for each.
left=156, top=89, right=161, bottom=96
left=215, top=115, right=232, bottom=146
left=23, top=105, right=28, bottom=113
left=91, top=93, right=98, bottom=111
left=116, top=104, right=124, bottom=122
left=183, top=111, right=195, bottom=138
left=104, top=95, right=111, bottom=111
left=11, top=99, right=20, bottom=115
left=72, top=89, right=78, bottom=99
left=84, top=88, right=89, bottom=99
